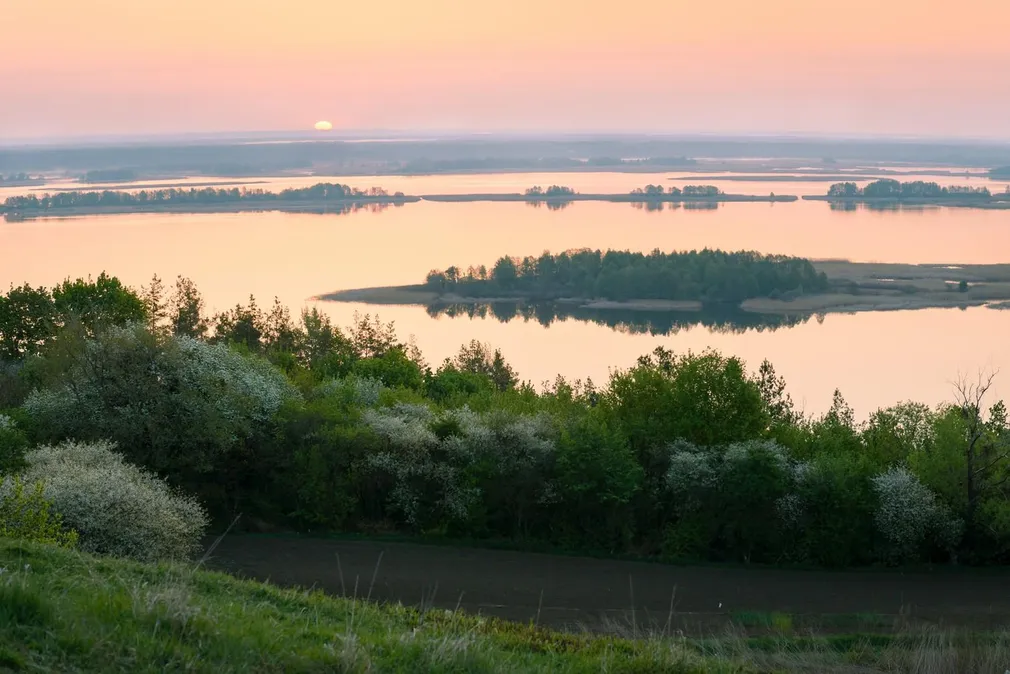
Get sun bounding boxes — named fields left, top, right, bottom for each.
left=314, top=120, right=333, bottom=131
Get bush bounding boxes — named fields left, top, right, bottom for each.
left=22, top=440, right=208, bottom=562
left=0, top=413, right=28, bottom=473
left=0, top=475, right=78, bottom=548
left=23, top=325, right=298, bottom=492
left=872, top=466, right=963, bottom=564
left=663, top=440, right=794, bottom=562
left=780, top=453, right=877, bottom=566
left=554, top=411, right=641, bottom=549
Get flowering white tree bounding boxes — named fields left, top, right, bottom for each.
left=24, top=325, right=298, bottom=478
left=22, top=440, right=208, bottom=561
left=872, top=466, right=963, bottom=563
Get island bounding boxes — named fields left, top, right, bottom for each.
left=318, top=249, right=1010, bottom=316
left=1, top=183, right=418, bottom=218
left=804, top=179, right=1010, bottom=209
left=1, top=183, right=796, bottom=218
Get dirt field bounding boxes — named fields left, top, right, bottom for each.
left=206, top=536, right=1010, bottom=634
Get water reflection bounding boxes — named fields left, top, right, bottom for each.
left=425, top=301, right=811, bottom=335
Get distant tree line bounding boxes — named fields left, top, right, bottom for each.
left=425, top=248, right=829, bottom=303
left=524, top=185, right=577, bottom=197
left=2, top=183, right=405, bottom=212
left=827, top=179, right=991, bottom=199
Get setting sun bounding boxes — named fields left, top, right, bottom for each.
left=314, top=120, right=333, bottom=131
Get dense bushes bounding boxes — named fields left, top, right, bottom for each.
left=21, top=441, right=208, bottom=561
left=4, top=273, right=1010, bottom=570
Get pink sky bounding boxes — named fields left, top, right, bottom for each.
left=3, top=0, right=1010, bottom=139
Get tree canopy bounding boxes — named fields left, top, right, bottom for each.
left=827, top=179, right=991, bottom=199
left=425, top=248, right=829, bottom=303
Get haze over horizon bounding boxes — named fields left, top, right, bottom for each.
left=3, top=0, right=1010, bottom=141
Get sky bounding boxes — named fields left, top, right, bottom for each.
left=3, top=0, right=1010, bottom=140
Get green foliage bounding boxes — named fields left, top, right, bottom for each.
left=554, top=410, right=642, bottom=549
left=0, top=475, right=78, bottom=548
left=351, top=347, right=424, bottom=390
left=0, top=413, right=29, bottom=473
left=23, top=325, right=297, bottom=517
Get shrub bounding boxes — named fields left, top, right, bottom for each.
left=0, top=475, right=78, bottom=548
left=23, top=325, right=298, bottom=485
left=780, top=453, right=877, bottom=566
left=0, top=413, right=29, bottom=472
left=22, top=440, right=208, bottom=561
left=554, top=411, right=641, bottom=548
left=663, top=440, right=794, bottom=562
left=872, top=466, right=963, bottom=564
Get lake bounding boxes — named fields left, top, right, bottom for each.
left=2, top=171, right=1009, bottom=417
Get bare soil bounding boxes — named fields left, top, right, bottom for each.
left=205, top=536, right=1010, bottom=635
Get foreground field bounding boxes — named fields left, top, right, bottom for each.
left=7, top=537, right=1010, bottom=673
left=208, top=536, right=1010, bottom=635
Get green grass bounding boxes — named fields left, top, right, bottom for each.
left=6, top=537, right=1010, bottom=674
left=0, top=538, right=749, bottom=673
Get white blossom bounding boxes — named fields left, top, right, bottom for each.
left=22, top=440, right=208, bottom=562
left=872, top=466, right=963, bottom=562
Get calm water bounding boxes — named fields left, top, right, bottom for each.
left=3, top=171, right=1009, bottom=417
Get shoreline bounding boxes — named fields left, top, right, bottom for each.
left=316, top=261, right=1010, bottom=317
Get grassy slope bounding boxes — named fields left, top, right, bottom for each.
left=0, top=539, right=746, bottom=674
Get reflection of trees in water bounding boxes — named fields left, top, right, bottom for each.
left=829, top=202, right=934, bottom=213
left=630, top=201, right=720, bottom=212
left=524, top=200, right=573, bottom=211
left=426, top=301, right=810, bottom=336
left=283, top=202, right=397, bottom=215
left=523, top=200, right=722, bottom=213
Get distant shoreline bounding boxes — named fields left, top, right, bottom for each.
left=317, top=261, right=1010, bottom=317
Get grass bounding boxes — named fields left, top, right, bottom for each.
left=5, top=537, right=1010, bottom=673
left=0, top=538, right=749, bottom=673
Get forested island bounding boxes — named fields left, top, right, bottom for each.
left=1, top=183, right=415, bottom=217
left=323, top=252, right=1010, bottom=315
left=806, top=179, right=1010, bottom=208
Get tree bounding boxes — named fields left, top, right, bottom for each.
left=452, top=340, right=518, bottom=392
left=952, top=372, right=1010, bottom=529
left=141, top=274, right=168, bottom=333
left=168, top=276, right=208, bottom=339
left=51, top=273, right=147, bottom=336
left=0, top=284, right=56, bottom=359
